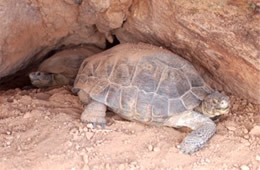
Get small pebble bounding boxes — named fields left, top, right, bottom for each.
left=153, top=147, right=160, bottom=152
left=227, top=126, right=236, bottom=131
left=249, top=126, right=260, bottom=137
left=20, top=95, right=32, bottom=101
left=205, top=159, right=210, bottom=163
left=70, top=128, right=83, bottom=141
left=234, top=164, right=239, bottom=167
left=105, top=163, right=111, bottom=170
left=85, top=132, right=94, bottom=140
left=92, top=165, right=99, bottom=170
left=75, top=144, right=80, bottom=150
left=46, top=111, right=51, bottom=116
left=148, top=145, right=153, bottom=151
left=7, top=98, right=13, bottom=103
left=243, top=128, right=249, bottom=134
left=82, top=154, right=89, bottom=164
left=85, top=147, right=94, bottom=152
left=130, top=161, right=138, bottom=165
left=5, top=136, right=13, bottom=141
left=244, top=135, right=250, bottom=139
left=83, top=127, right=89, bottom=132
left=240, top=165, right=250, bottom=170
left=67, top=141, right=73, bottom=147
left=244, top=142, right=250, bottom=146
left=23, top=112, right=32, bottom=119
left=78, top=127, right=83, bottom=133
left=256, top=155, right=260, bottom=161
left=34, top=93, right=50, bottom=100
left=129, top=161, right=139, bottom=169
left=118, top=163, right=125, bottom=170
left=70, top=128, right=79, bottom=135
left=240, top=139, right=250, bottom=146
left=87, top=123, right=94, bottom=129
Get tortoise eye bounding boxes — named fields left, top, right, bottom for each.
left=220, top=100, right=228, bottom=107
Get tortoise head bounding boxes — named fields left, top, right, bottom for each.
left=201, top=91, right=230, bottom=118
left=29, top=71, right=72, bottom=88
left=29, top=71, right=54, bottom=88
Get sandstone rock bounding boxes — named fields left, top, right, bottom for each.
left=0, top=0, right=106, bottom=83
left=0, top=0, right=259, bottom=105
left=115, top=0, right=260, bottom=104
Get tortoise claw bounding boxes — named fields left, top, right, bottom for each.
left=83, top=121, right=106, bottom=129
left=94, top=122, right=106, bottom=129
left=100, top=123, right=105, bottom=129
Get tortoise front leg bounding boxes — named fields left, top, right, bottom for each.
left=165, top=111, right=216, bottom=154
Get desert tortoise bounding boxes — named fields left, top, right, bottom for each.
left=29, top=45, right=101, bottom=88
left=73, top=43, right=230, bottom=154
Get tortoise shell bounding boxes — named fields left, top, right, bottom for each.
left=74, top=43, right=212, bottom=123
left=39, top=46, right=101, bottom=79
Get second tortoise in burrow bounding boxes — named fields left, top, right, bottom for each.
left=29, top=45, right=102, bottom=88
left=72, top=43, right=230, bottom=154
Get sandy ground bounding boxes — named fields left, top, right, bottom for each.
left=0, top=86, right=259, bottom=170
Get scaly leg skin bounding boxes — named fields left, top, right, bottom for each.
left=78, top=89, right=92, bottom=105
left=165, top=111, right=216, bottom=154
left=81, top=101, right=107, bottom=128
left=77, top=90, right=107, bottom=128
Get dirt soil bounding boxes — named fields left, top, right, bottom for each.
left=0, top=86, right=259, bottom=170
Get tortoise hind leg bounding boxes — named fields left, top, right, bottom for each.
left=81, top=101, right=107, bottom=128
left=165, top=111, right=216, bottom=154
left=77, top=90, right=107, bottom=128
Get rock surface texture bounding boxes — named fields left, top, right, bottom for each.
left=0, top=0, right=259, bottom=104
left=115, top=0, right=260, bottom=104
left=0, top=0, right=106, bottom=81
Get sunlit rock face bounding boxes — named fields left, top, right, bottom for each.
left=0, top=0, right=259, bottom=104
left=0, top=0, right=106, bottom=81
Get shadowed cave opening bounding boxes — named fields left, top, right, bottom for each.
left=0, top=35, right=120, bottom=90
